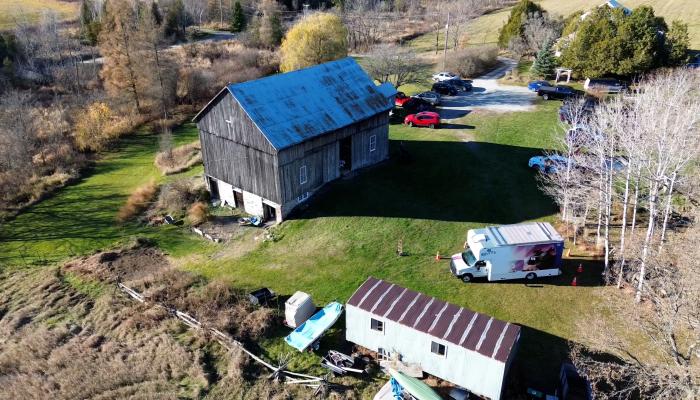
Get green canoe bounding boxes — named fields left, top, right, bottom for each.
left=388, top=368, right=443, bottom=400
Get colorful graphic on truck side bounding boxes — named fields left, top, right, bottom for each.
left=510, top=243, right=563, bottom=272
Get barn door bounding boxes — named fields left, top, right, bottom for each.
left=339, top=136, right=352, bottom=172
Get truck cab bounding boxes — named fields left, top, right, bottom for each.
left=450, top=223, right=564, bottom=283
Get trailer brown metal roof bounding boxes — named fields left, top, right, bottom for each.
left=347, top=277, right=520, bottom=363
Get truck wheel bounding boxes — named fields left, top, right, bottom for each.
left=525, top=272, right=537, bottom=281
left=543, top=94, right=549, bottom=100
left=461, top=274, right=473, bottom=283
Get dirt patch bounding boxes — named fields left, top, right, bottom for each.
left=64, top=240, right=172, bottom=284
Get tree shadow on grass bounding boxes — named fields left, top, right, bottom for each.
left=292, top=139, right=556, bottom=224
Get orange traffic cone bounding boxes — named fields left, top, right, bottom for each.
left=571, top=276, right=578, bottom=286
left=435, top=252, right=440, bottom=262
left=577, top=264, right=583, bottom=274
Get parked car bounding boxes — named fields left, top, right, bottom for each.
left=404, top=111, right=440, bottom=128
left=448, top=388, right=470, bottom=400
left=394, top=91, right=412, bottom=107
left=559, top=97, right=599, bottom=123
left=412, top=91, right=441, bottom=106
left=402, top=97, right=434, bottom=113
left=431, top=82, right=458, bottom=96
left=449, top=79, right=473, bottom=92
left=528, top=155, right=572, bottom=173
left=584, top=78, right=628, bottom=93
left=537, top=85, right=579, bottom=100
left=432, top=71, right=459, bottom=82
left=527, top=80, right=552, bottom=92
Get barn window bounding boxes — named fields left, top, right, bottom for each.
left=369, top=135, right=377, bottom=152
left=297, top=192, right=310, bottom=202
left=370, top=318, right=384, bottom=332
left=299, top=165, right=307, bottom=184
left=431, top=341, right=447, bottom=356
left=377, top=348, right=390, bottom=360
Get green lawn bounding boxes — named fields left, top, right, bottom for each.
left=0, top=124, right=210, bottom=267
left=0, top=102, right=606, bottom=395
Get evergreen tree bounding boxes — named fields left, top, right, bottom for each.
left=666, top=21, right=689, bottom=66
left=80, top=0, right=101, bottom=45
left=165, top=0, right=187, bottom=40
left=230, top=1, right=246, bottom=33
left=151, top=1, right=163, bottom=26
left=531, top=39, right=556, bottom=77
left=498, top=0, right=543, bottom=48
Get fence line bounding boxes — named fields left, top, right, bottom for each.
left=115, top=282, right=332, bottom=390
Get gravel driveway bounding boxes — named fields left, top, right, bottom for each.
left=437, top=57, right=536, bottom=119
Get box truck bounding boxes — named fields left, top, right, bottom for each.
left=450, top=222, right=564, bottom=282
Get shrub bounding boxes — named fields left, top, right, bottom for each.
left=187, top=201, right=209, bottom=226
left=279, top=13, right=348, bottom=72
left=156, top=178, right=206, bottom=215
left=498, top=0, right=544, bottom=48
left=117, top=181, right=159, bottom=222
left=445, top=45, right=499, bottom=78
left=74, top=102, right=114, bottom=152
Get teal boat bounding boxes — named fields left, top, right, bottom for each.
left=284, top=302, right=343, bottom=351
left=388, top=368, right=443, bottom=400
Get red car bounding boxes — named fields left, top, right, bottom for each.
left=404, top=111, right=440, bottom=128
left=395, top=91, right=411, bottom=107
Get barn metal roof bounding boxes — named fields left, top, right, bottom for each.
left=210, top=58, right=395, bottom=150
left=347, top=277, right=520, bottom=363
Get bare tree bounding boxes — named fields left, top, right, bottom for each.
left=363, top=43, right=423, bottom=89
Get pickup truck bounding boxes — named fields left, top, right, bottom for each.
left=537, top=85, right=579, bottom=100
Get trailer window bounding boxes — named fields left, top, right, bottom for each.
left=461, top=249, right=476, bottom=266
left=370, top=318, right=384, bottom=332
left=431, top=341, right=446, bottom=356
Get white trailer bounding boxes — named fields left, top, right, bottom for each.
left=450, top=222, right=564, bottom=282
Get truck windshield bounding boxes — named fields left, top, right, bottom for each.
left=461, top=249, right=477, bottom=267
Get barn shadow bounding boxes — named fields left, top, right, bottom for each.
left=290, top=140, right=556, bottom=224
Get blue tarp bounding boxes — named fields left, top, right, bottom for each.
left=284, top=302, right=343, bottom=351
left=226, top=58, right=396, bottom=150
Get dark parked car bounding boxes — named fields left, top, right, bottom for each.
left=402, top=97, right=434, bottom=113
left=528, top=80, right=552, bottom=91
left=537, top=85, right=579, bottom=100
left=431, top=82, right=459, bottom=96
left=412, top=91, right=441, bottom=106
left=449, top=79, right=472, bottom=92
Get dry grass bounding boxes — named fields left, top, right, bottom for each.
left=117, top=180, right=159, bottom=222
left=187, top=201, right=209, bottom=226
left=0, top=243, right=286, bottom=400
left=155, top=141, right=202, bottom=175
left=0, top=0, right=78, bottom=29
left=445, top=45, right=500, bottom=78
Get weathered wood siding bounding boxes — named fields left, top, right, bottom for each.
left=197, top=93, right=276, bottom=154
left=276, top=113, right=389, bottom=203
left=351, top=113, right=389, bottom=170
left=197, top=93, right=281, bottom=203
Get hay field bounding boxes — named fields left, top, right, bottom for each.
left=0, top=0, right=78, bottom=29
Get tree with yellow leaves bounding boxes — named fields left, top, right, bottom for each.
left=280, top=13, right=348, bottom=72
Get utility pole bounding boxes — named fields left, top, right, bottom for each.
left=443, top=12, right=450, bottom=69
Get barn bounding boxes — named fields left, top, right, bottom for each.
left=346, top=277, right=521, bottom=400
left=193, top=58, right=396, bottom=222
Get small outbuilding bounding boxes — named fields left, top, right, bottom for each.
left=346, top=277, right=521, bottom=400
left=193, top=58, right=396, bottom=222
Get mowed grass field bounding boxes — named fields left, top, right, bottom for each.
left=0, top=124, right=209, bottom=267
left=460, top=0, right=700, bottom=49
left=0, top=0, right=78, bottom=29
left=0, top=98, right=609, bottom=393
